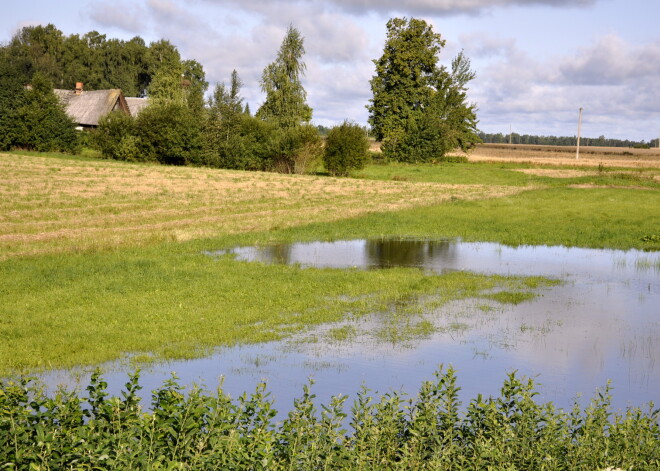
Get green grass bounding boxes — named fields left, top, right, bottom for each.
left=356, top=160, right=660, bottom=190
left=0, top=240, right=554, bottom=375
left=267, top=186, right=660, bottom=250
left=355, top=161, right=539, bottom=186
left=1, top=152, right=659, bottom=374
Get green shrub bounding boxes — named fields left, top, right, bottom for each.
left=11, top=73, right=79, bottom=153
left=271, top=124, right=323, bottom=174
left=94, top=111, right=137, bottom=160
left=1, top=368, right=657, bottom=470
left=135, top=102, right=202, bottom=165
left=442, top=154, right=468, bottom=163
left=203, top=113, right=278, bottom=171
left=323, top=121, right=369, bottom=176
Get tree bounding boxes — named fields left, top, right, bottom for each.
left=323, top=121, right=369, bottom=176
left=368, top=18, right=480, bottom=162
left=94, top=111, right=138, bottom=161
left=0, top=48, right=25, bottom=150
left=135, top=102, right=201, bottom=165
left=256, top=25, right=312, bottom=128
left=13, top=72, right=78, bottom=152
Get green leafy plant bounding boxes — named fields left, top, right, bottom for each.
left=323, top=121, right=370, bottom=176
left=2, top=368, right=658, bottom=469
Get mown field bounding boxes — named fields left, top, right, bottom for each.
left=461, top=142, right=660, bottom=168
left=1, top=148, right=659, bottom=374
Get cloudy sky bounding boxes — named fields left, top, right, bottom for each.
left=2, top=0, right=659, bottom=141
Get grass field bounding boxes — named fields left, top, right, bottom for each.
left=1, top=147, right=659, bottom=374
left=1, top=152, right=524, bottom=260
left=460, top=143, right=660, bottom=168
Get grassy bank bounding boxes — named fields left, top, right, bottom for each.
left=272, top=187, right=660, bottom=250
left=0, top=239, right=552, bottom=374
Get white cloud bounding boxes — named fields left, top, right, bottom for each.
left=88, top=2, right=147, bottom=34
left=467, top=33, right=660, bottom=138
left=200, top=0, right=599, bottom=16
left=80, top=0, right=658, bottom=139
left=559, top=34, right=660, bottom=85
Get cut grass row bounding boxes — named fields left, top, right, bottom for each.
left=1, top=153, right=526, bottom=260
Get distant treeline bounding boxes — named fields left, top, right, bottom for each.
left=479, top=132, right=659, bottom=149
left=0, top=23, right=202, bottom=97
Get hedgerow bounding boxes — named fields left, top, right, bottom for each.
left=1, top=367, right=657, bottom=470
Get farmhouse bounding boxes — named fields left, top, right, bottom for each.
left=54, top=82, right=148, bottom=129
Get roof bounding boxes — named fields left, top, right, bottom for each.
left=125, top=97, right=149, bottom=117
left=54, top=89, right=129, bottom=126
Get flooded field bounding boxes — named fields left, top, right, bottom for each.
left=41, top=239, right=658, bottom=413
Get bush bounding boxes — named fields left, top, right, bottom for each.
left=271, top=124, right=323, bottom=174
left=94, top=111, right=137, bottom=160
left=11, top=73, right=79, bottom=153
left=203, top=113, right=277, bottom=171
left=323, top=121, right=369, bottom=176
left=135, top=102, right=202, bottom=165
left=1, top=368, right=658, bottom=469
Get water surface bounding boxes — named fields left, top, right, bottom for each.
left=42, top=240, right=659, bottom=413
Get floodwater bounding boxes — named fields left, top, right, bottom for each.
left=40, top=239, right=659, bottom=413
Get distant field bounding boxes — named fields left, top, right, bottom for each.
left=462, top=143, right=660, bottom=168
left=0, top=152, right=524, bottom=260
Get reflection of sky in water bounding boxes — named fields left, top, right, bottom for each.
left=39, top=241, right=659, bottom=414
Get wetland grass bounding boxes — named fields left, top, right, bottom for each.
left=0, top=241, right=555, bottom=375
left=1, top=150, right=658, bottom=375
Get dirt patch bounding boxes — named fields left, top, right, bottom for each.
left=567, top=184, right=658, bottom=191
left=460, top=144, right=660, bottom=169
left=512, top=168, right=600, bottom=178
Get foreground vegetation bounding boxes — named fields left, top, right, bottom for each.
left=2, top=367, right=658, bottom=470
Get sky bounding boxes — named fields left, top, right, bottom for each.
left=2, top=0, right=659, bottom=141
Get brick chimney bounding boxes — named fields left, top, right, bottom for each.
left=75, top=82, right=83, bottom=95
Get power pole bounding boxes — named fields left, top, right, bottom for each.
left=509, top=123, right=512, bottom=145
left=576, top=107, right=583, bottom=160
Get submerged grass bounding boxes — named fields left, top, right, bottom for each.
left=484, top=291, right=538, bottom=305
left=1, top=367, right=657, bottom=470
left=0, top=240, right=554, bottom=375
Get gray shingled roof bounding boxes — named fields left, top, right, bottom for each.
left=125, top=97, right=149, bottom=117
left=54, top=89, right=129, bottom=126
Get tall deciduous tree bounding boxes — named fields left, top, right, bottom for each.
left=368, top=18, right=480, bottom=162
left=256, top=25, right=312, bottom=128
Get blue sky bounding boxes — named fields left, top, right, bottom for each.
left=2, top=0, right=659, bottom=141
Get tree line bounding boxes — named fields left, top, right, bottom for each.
left=0, top=23, right=199, bottom=97
left=1, top=19, right=483, bottom=174
left=479, top=132, right=658, bottom=149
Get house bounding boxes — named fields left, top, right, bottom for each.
left=54, top=82, right=148, bottom=129
left=125, top=97, right=149, bottom=117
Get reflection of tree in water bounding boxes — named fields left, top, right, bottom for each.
left=365, top=239, right=456, bottom=268
left=259, top=244, right=293, bottom=265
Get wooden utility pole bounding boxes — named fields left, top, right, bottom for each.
left=509, top=123, right=512, bottom=145
left=576, top=107, right=583, bottom=160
